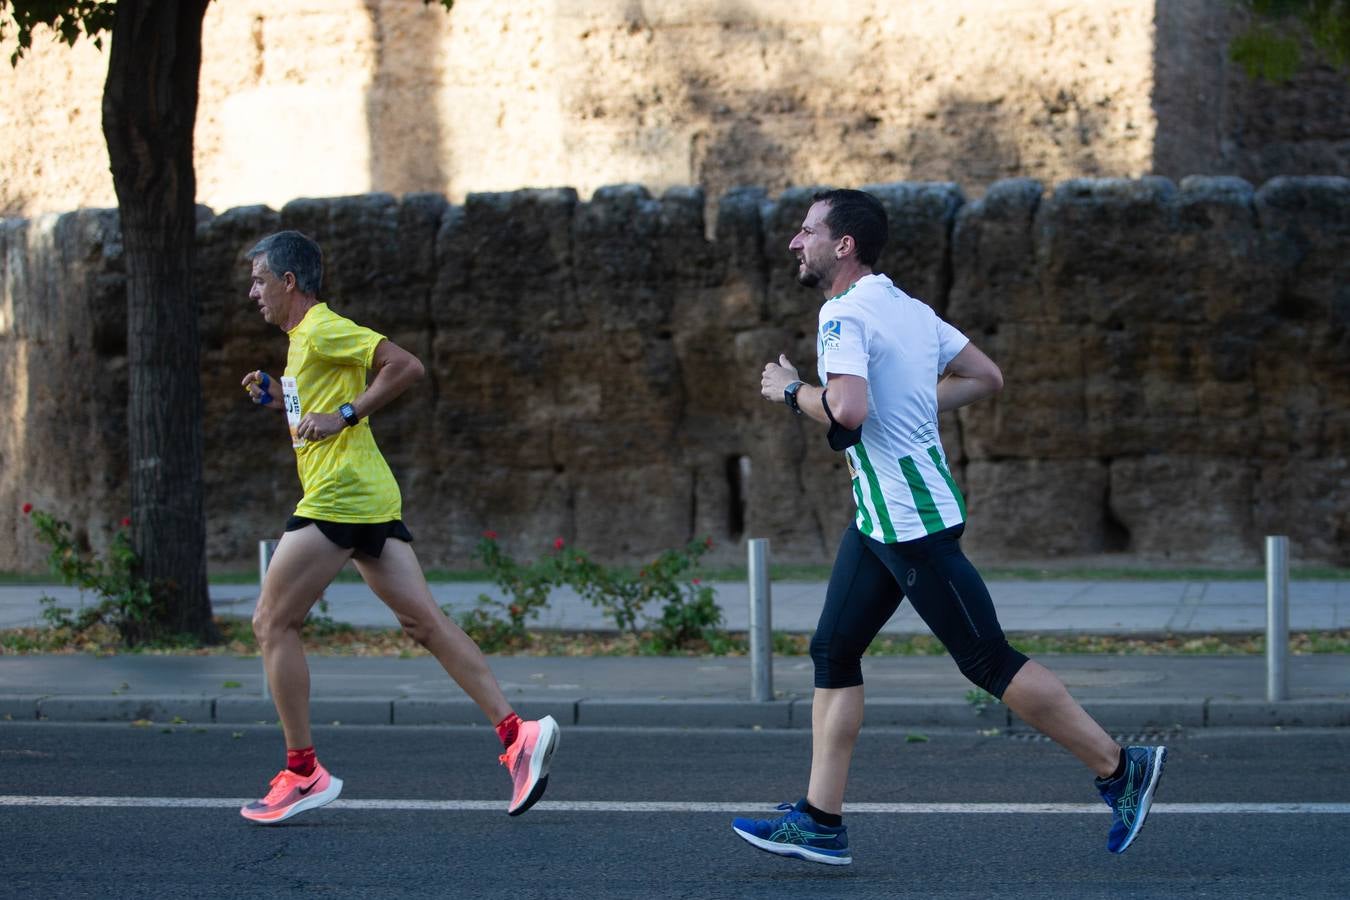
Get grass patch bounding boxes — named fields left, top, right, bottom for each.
left=0, top=573, right=58, bottom=585
left=2, top=619, right=1346, bottom=657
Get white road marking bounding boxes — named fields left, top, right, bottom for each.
left=0, top=796, right=1347, bottom=814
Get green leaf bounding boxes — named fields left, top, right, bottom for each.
left=1230, top=27, right=1303, bottom=81
left=1, top=0, right=117, bottom=65
left=1231, top=0, right=1350, bottom=80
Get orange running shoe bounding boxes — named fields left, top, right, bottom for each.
left=240, top=762, right=343, bottom=825
left=500, top=715, right=560, bottom=816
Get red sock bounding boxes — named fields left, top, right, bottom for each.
left=495, top=713, right=522, bottom=750
left=287, top=745, right=317, bottom=776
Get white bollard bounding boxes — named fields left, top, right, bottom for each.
left=258, top=539, right=278, bottom=701
left=748, top=538, right=773, bottom=702
left=1265, top=535, right=1289, bottom=702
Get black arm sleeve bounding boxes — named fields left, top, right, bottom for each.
left=822, top=390, right=862, bottom=451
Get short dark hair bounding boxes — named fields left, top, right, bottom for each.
left=246, top=230, right=324, bottom=296
left=812, top=189, right=888, bottom=266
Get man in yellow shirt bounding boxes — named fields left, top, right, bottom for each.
left=238, top=230, right=558, bottom=824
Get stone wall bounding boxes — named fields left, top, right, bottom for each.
left=2, top=1, right=1346, bottom=221
left=3, top=177, right=1347, bottom=573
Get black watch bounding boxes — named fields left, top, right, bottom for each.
left=338, top=402, right=359, bottom=427
left=784, top=381, right=805, bottom=416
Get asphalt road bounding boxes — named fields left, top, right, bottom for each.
left=2, top=723, right=1348, bottom=899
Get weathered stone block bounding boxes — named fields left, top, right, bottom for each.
left=962, top=459, right=1112, bottom=559
left=863, top=181, right=965, bottom=314
left=1108, top=456, right=1259, bottom=564
left=949, top=178, right=1043, bottom=330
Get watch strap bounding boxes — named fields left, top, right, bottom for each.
left=339, top=402, right=359, bottom=427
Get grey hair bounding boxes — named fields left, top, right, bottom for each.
left=246, top=230, right=324, bottom=295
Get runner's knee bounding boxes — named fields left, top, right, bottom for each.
left=810, top=628, right=866, bottom=689
left=251, top=594, right=309, bottom=643
left=251, top=604, right=291, bottom=644
left=952, top=638, right=1029, bottom=699
left=397, top=612, right=434, bottom=646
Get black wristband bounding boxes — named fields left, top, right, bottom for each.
left=784, top=381, right=805, bottom=415
left=338, top=402, right=359, bottom=427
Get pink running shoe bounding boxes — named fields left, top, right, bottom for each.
left=240, top=762, right=343, bottom=825
left=500, top=715, right=560, bottom=816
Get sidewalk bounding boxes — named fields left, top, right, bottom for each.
left=1, top=579, right=1347, bottom=730
left=4, top=578, right=1348, bottom=633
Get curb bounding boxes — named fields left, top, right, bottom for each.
left=3, top=694, right=1349, bottom=729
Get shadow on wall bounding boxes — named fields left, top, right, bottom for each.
left=1152, top=0, right=1350, bottom=182
left=679, top=12, right=1117, bottom=229
left=364, top=0, right=448, bottom=197
left=1152, top=0, right=1226, bottom=179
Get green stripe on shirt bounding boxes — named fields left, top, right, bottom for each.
left=851, top=475, right=875, bottom=536
left=854, top=443, right=897, bottom=542
left=928, top=446, right=967, bottom=520
left=899, top=455, right=946, bottom=535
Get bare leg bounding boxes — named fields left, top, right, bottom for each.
left=354, top=539, right=513, bottom=726
left=252, top=525, right=351, bottom=750
left=805, top=685, right=865, bottom=815
left=1001, top=659, right=1121, bottom=778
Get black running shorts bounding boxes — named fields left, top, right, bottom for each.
left=284, top=515, right=414, bottom=560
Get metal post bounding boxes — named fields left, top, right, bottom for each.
left=748, top=538, right=773, bottom=702
left=1265, top=535, right=1289, bottom=702
left=258, top=539, right=278, bottom=701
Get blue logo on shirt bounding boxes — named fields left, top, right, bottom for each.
left=821, top=320, right=842, bottom=351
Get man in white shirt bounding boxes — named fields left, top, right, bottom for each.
left=731, top=189, right=1166, bottom=866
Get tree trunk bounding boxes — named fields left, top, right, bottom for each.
left=101, top=0, right=215, bottom=643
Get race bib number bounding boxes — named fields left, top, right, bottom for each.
left=282, top=376, right=306, bottom=448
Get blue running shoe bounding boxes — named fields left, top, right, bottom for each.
left=1096, top=745, right=1167, bottom=853
left=731, top=799, right=851, bottom=866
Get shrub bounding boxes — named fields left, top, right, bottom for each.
left=454, top=532, right=726, bottom=653
left=22, top=504, right=163, bottom=646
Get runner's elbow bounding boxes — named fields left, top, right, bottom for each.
left=403, top=355, right=426, bottom=384
left=831, top=396, right=867, bottom=430
left=984, top=367, right=1004, bottom=396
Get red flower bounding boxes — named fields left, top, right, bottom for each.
left=704, top=537, right=714, bottom=549
left=508, top=604, right=523, bottom=617
left=21, top=503, right=32, bottom=515
left=691, top=578, right=701, bottom=585
left=120, top=517, right=131, bottom=528
left=553, top=537, right=565, bottom=550
left=482, top=530, right=498, bottom=540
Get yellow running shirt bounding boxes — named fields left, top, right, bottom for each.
left=282, top=303, right=402, bottom=523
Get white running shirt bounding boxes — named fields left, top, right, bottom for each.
left=816, top=273, right=970, bottom=542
